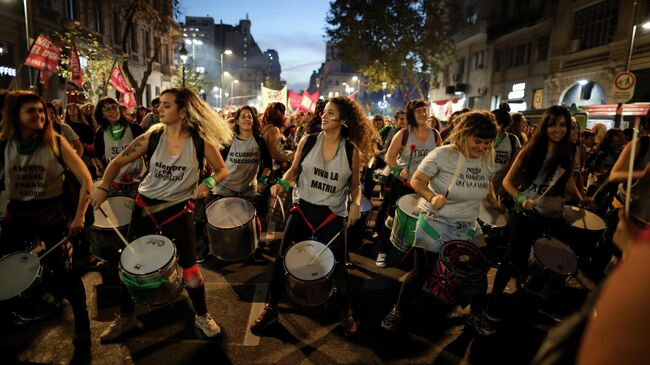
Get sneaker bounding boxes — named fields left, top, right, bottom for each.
left=195, top=313, right=222, bottom=337
left=381, top=305, right=404, bottom=331
left=250, top=304, right=278, bottom=335
left=196, top=244, right=209, bottom=264
left=375, top=253, right=387, bottom=268
left=339, top=309, right=358, bottom=336
left=465, top=312, right=496, bottom=336
left=100, top=315, right=143, bottom=343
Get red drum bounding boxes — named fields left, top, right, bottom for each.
left=523, top=237, right=577, bottom=298
left=423, top=241, right=488, bottom=305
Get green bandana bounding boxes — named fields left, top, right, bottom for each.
left=106, top=124, right=126, bottom=141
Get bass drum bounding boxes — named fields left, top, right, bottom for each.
left=205, top=197, right=257, bottom=261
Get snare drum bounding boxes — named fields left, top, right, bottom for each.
left=423, top=241, right=488, bottom=305
left=477, top=200, right=509, bottom=241
left=390, top=194, right=420, bottom=253
left=119, top=235, right=183, bottom=306
left=524, top=237, right=577, bottom=298
left=0, top=252, right=63, bottom=321
left=284, top=240, right=335, bottom=307
left=88, top=196, right=134, bottom=262
left=205, top=197, right=257, bottom=261
left=563, top=206, right=606, bottom=256
left=347, top=196, right=373, bottom=251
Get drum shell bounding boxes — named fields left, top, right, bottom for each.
left=430, top=241, right=487, bottom=305
left=563, top=207, right=606, bottom=257
left=120, top=255, right=183, bottom=306
left=205, top=198, right=257, bottom=262
left=284, top=270, right=335, bottom=307
left=283, top=241, right=336, bottom=307
left=390, top=194, right=419, bottom=253
left=0, top=253, right=63, bottom=321
left=346, top=197, right=373, bottom=252
left=523, top=238, right=577, bottom=298
left=87, top=226, right=128, bottom=263
left=477, top=200, right=509, bottom=244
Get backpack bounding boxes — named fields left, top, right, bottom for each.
left=55, top=136, right=82, bottom=217
left=146, top=127, right=205, bottom=178
left=296, top=133, right=354, bottom=186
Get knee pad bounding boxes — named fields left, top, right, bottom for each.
left=182, top=264, right=204, bottom=288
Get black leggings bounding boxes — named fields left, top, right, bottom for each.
left=120, top=195, right=206, bottom=315
left=265, top=199, right=351, bottom=311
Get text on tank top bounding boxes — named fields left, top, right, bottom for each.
left=4, top=140, right=64, bottom=201
left=138, top=130, right=199, bottom=201
left=397, top=128, right=436, bottom=180
left=103, top=126, right=143, bottom=183
left=296, top=133, right=352, bottom=216
left=217, top=136, right=260, bottom=193
left=522, top=155, right=566, bottom=217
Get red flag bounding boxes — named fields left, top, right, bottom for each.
left=24, top=34, right=62, bottom=73
left=69, top=42, right=83, bottom=87
left=109, top=62, right=133, bottom=94
left=119, top=92, right=137, bottom=111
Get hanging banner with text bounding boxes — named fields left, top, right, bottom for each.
left=261, top=85, right=287, bottom=110
left=69, top=42, right=83, bottom=87
left=109, top=62, right=134, bottom=95
left=288, top=90, right=320, bottom=113
left=24, top=34, right=62, bottom=73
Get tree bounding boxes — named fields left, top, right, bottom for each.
left=326, top=0, right=462, bottom=99
left=53, top=22, right=125, bottom=104
left=113, top=0, right=180, bottom=103
left=171, top=64, right=208, bottom=95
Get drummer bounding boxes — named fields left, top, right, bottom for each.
left=0, top=91, right=94, bottom=358
left=380, top=110, right=499, bottom=332
left=491, top=102, right=521, bottom=206
left=201, top=105, right=272, bottom=262
left=375, top=99, right=441, bottom=268
left=93, top=97, right=144, bottom=196
left=92, top=87, right=232, bottom=342
left=479, top=105, right=592, bottom=335
left=250, top=96, right=379, bottom=337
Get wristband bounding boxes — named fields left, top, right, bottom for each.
left=258, top=175, right=269, bottom=185
left=516, top=193, right=526, bottom=205
left=203, top=176, right=217, bottom=189
left=390, top=166, right=403, bottom=176
left=277, top=178, right=292, bottom=191
left=97, top=186, right=110, bottom=194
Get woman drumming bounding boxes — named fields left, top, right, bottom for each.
left=250, top=96, right=379, bottom=337
left=380, top=111, right=499, bottom=331
left=375, top=99, right=441, bottom=268
left=93, top=97, right=144, bottom=196
left=479, top=106, right=591, bottom=334
left=0, top=91, right=93, bottom=357
left=93, top=87, right=232, bottom=342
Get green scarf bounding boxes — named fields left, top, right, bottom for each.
left=106, top=123, right=126, bottom=140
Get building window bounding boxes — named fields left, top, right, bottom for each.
left=573, top=0, right=618, bottom=51
left=509, top=43, right=529, bottom=67
left=537, top=35, right=549, bottom=61
left=144, top=32, right=150, bottom=59
left=494, top=50, right=502, bottom=71
left=473, top=50, right=485, bottom=70
left=131, top=26, right=138, bottom=53
left=456, top=57, right=465, bottom=81
left=112, top=9, right=120, bottom=44
left=155, top=37, right=161, bottom=63
left=466, top=5, right=478, bottom=25
left=94, top=2, right=103, bottom=33
left=66, top=0, right=78, bottom=20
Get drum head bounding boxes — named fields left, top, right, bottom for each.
left=120, top=235, right=174, bottom=275
left=397, top=194, right=420, bottom=219
left=285, top=240, right=335, bottom=281
left=93, top=196, right=134, bottom=229
left=360, top=196, right=372, bottom=213
left=0, top=252, right=40, bottom=301
left=206, top=197, right=255, bottom=229
left=563, top=206, right=606, bottom=231
left=533, top=237, right=578, bottom=275
left=478, top=200, right=508, bottom=228
left=440, top=240, right=487, bottom=279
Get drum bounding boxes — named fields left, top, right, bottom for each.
left=390, top=194, right=420, bottom=253
left=347, top=196, right=373, bottom=251
left=87, top=196, right=134, bottom=262
left=0, top=252, right=63, bottom=321
left=205, top=197, right=257, bottom=261
left=423, top=240, right=488, bottom=305
left=284, top=240, right=336, bottom=307
left=119, top=235, right=183, bottom=306
left=523, top=237, right=577, bottom=298
left=563, top=205, right=606, bottom=256
left=477, top=200, right=509, bottom=241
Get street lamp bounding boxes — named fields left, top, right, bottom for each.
left=219, top=49, right=232, bottom=109
left=231, top=79, right=239, bottom=101
left=179, top=43, right=188, bottom=87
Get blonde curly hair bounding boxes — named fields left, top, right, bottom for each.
left=328, top=96, right=380, bottom=163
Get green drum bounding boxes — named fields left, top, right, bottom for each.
left=390, top=194, right=421, bottom=253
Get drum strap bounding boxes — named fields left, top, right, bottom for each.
left=290, top=205, right=338, bottom=240
left=136, top=194, right=195, bottom=229
left=417, top=214, right=441, bottom=241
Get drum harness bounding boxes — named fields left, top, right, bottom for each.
left=135, top=194, right=195, bottom=234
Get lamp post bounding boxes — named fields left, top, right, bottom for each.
left=23, top=0, right=33, bottom=90
left=219, top=49, right=232, bottom=109
left=231, top=79, right=239, bottom=102
left=179, top=43, right=188, bottom=87
left=352, top=75, right=361, bottom=102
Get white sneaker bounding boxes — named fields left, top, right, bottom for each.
left=100, top=315, right=143, bottom=343
left=195, top=313, right=222, bottom=337
left=375, top=253, right=387, bottom=268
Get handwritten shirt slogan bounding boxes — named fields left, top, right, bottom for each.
left=153, top=161, right=187, bottom=182
left=13, top=164, right=47, bottom=198
left=311, top=166, right=340, bottom=193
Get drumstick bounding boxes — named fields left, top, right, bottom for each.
left=445, top=152, right=465, bottom=197
left=405, top=144, right=416, bottom=171
left=38, top=235, right=71, bottom=261
left=98, top=205, right=130, bottom=247
left=265, top=196, right=279, bottom=241
left=625, top=121, right=640, bottom=217
left=307, top=229, right=344, bottom=266
left=534, top=168, right=566, bottom=203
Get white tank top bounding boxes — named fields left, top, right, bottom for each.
left=397, top=128, right=436, bottom=180
left=215, top=136, right=260, bottom=194
left=103, top=126, right=143, bottom=184
left=138, top=131, right=199, bottom=201
left=4, top=140, right=64, bottom=201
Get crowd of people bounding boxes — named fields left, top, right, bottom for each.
left=1, top=86, right=649, bottom=364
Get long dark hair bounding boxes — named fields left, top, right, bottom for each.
left=262, top=102, right=286, bottom=128
left=94, top=97, right=129, bottom=129
left=510, top=105, right=574, bottom=190
left=234, top=105, right=261, bottom=136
